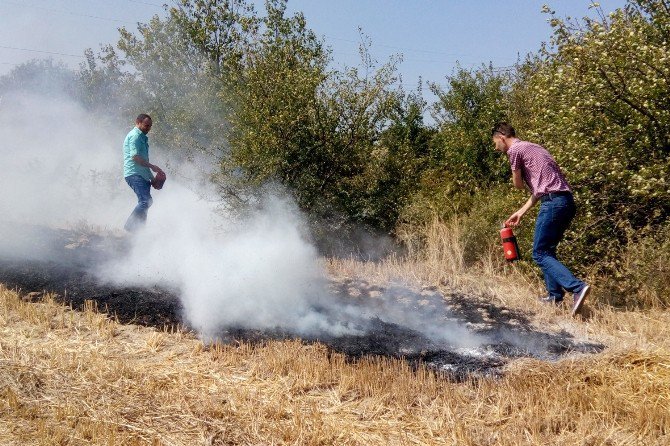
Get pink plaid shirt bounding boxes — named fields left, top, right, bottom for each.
left=507, top=140, right=571, bottom=198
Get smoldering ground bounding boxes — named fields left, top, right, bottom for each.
left=0, top=91, right=604, bottom=378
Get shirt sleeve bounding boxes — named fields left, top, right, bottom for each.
left=126, top=133, right=140, bottom=158
left=508, top=147, right=522, bottom=171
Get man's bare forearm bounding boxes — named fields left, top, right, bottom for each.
left=505, top=194, right=539, bottom=227
left=518, top=195, right=539, bottom=216
left=132, top=155, right=160, bottom=172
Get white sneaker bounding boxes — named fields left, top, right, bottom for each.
left=572, top=285, right=590, bottom=317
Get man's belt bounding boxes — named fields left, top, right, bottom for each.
left=539, top=190, right=572, bottom=202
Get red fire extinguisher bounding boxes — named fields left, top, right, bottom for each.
left=500, top=224, right=521, bottom=262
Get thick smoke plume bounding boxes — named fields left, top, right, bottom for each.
left=99, top=188, right=359, bottom=338
left=0, top=91, right=486, bottom=349
left=0, top=91, right=349, bottom=336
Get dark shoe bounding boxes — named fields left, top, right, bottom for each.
left=572, top=285, right=591, bottom=317
left=539, top=295, right=563, bottom=305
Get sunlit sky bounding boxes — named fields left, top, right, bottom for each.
left=1, top=0, right=627, bottom=91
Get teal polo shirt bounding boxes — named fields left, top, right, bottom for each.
left=123, top=127, right=152, bottom=181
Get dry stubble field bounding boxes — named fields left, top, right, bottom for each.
left=1, top=244, right=669, bottom=445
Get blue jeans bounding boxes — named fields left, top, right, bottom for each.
left=532, top=194, right=585, bottom=300
left=124, top=175, right=153, bottom=232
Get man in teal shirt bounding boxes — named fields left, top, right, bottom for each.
left=123, top=114, right=163, bottom=232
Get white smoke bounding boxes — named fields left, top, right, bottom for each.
left=0, top=90, right=486, bottom=349
left=0, top=92, right=129, bottom=230
left=0, top=91, right=355, bottom=337
left=98, top=184, right=357, bottom=338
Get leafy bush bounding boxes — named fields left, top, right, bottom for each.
left=403, top=68, right=512, bottom=211
left=428, top=67, right=512, bottom=192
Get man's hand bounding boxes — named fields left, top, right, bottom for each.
left=505, top=211, right=523, bottom=227
left=151, top=170, right=167, bottom=190
left=149, top=164, right=163, bottom=174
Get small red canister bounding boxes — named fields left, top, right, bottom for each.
left=500, top=224, right=521, bottom=262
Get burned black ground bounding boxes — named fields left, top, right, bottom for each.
left=0, top=223, right=605, bottom=379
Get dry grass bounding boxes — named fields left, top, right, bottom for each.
left=1, top=219, right=669, bottom=445
left=1, top=275, right=669, bottom=445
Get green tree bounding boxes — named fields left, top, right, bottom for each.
left=114, top=1, right=256, bottom=162
left=402, top=67, right=513, bottom=227
left=353, top=89, right=434, bottom=231
left=429, top=67, right=512, bottom=192
left=222, top=0, right=330, bottom=205
left=225, top=3, right=402, bottom=228
left=78, top=46, right=133, bottom=126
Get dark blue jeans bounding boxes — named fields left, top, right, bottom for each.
left=124, top=174, right=153, bottom=232
left=532, top=194, right=585, bottom=300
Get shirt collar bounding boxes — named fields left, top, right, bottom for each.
left=133, top=127, right=148, bottom=137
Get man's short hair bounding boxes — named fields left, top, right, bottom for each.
left=492, top=122, right=515, bottom=137
left=136, top=113, right=152, bottom=123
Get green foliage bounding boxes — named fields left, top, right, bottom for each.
left=170, top=0, right=258, bottom=78
left=78, top=47, right=133, bottom=126
left=227, top=3, right=325, bottom=164
left=428, top=67, right=512, bottom=192
left=225, top=4, right=407, bottom=228
left=357, top=91, right=434, bottom=230
left=116, top=8, right=232, bottom=160
left=400, top=67, right=513, bottom=235
left=601, top=221, right=670, bottom=308
left=222, top=1, right=332, bottom=203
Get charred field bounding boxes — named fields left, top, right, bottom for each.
left=0, top=222, right=604, bottom=380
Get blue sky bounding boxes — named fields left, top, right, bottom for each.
left=284, top=0, right=628, bottom=89
left=1, top=0, right=627, bottom=90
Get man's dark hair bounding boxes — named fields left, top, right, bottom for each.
left=491, top=122, right=515, bottom=137
left=136, top=113, right=152, bottom=123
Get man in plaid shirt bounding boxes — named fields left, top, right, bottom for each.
left=492, top=122, right=590, bottom=317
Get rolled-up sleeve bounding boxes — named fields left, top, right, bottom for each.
left=126, top=133, right=140, bottom=158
